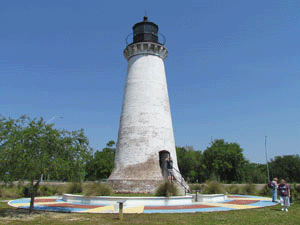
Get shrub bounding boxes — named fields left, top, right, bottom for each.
left=0, top=185, right=23, bottom=199
left=67, top=182, right=83, bottom=194
left=38, top=185, right=63, bottom=196
left=190, top=183, right=204, bottom=192
left=293, top=183, right=300, bottom=193
left=22, top=186, right=32, bottom=197
left=83, top=182, right=113, bottom=196
left=259, top=184, right=272, bottom=197
left=202, top=181, right=225, bottom=194
left=241, top=183, right=256, bottom=195
left=291, top=184, right=300, bottom=201
left=225, top=184, right=242, bottom=195
left=155, top=180, right=178, bottom=197
left=21, top=185, right=43, bottom=197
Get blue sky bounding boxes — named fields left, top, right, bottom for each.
left=1, top=0, right=299, bottom=163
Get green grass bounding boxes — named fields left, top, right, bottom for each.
left=0, top=201, right=299, bottom=225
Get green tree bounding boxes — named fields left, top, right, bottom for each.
left=244, top=163, right=267, bottom=183
left=176, top=146, right=205, bottom=183
left=203, top=139, right=247, bottom=183
left=269, top=155, right=300, bottom=183
left=86, top=141, right=115, bottom=181
left=0, top=115, right=91, bottom=213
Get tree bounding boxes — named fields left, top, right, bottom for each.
left=176, top=146, right=205, bottom=183
left=0, top=115, right=91, bottom=213
left=269, top=155, right=300, bottom=183
left=244, top=163, right=267, bottom=183
left=203, top=139, right=247, bottom=183
left=85, top=141, right=115, bottom=181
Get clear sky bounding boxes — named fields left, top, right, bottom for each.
left=1, top=0, right=299, bottom=164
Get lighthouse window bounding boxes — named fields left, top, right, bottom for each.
left=145, top=25, right=157, bottom=34
left=134, top=26, right=144, bottom=34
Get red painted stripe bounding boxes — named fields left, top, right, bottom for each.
left=34, top=199, right=57, bottom=203
left=228, top=196, right=244, bottom=198
left=227, top=200, right=258, bottom=205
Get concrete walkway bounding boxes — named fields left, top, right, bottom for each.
left=8, top=195, right=277, bottom=214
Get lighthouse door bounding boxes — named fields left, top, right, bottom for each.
left=159, top=150, right=170, bottom=178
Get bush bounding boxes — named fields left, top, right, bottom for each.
left=241, top=183, right=256, bottom=195
left=189, top=183, right=204, bottom=192
left=83, top=182, right=113, bottom=196
left=293, top=183, right=300, bottom=193
left=67, top=182, right=83, bottom=194
left=202, top=181, right=225, bottom=194
left=22, top=186, right=33, bottom=197
left=0, top=185, right=23, bottom=199
left=225, top=184, right=242, bottom=195
left=259, top=184, right=272, bottom=197
left=155, top=180, right=178, bottom=197
left=291, top=184, right=300, bottom=201
left=38, top=185, right=63, bottom=196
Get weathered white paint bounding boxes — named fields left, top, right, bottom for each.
left=62, top=194, right=193, bottom=207
left=108, top=42, right=187, bottom=192
left=193, top=194, right=228, bottom=203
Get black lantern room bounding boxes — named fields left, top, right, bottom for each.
left=132, top=16, right=159, bottom=44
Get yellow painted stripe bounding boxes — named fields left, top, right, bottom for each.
left=203, top=203, right=258, bottom=209
left=11, top=203, right=30, bottom=207
left=35, top=196, right=59, bottom=199
left=123, top=205, right=144, bottom=214
left=84, top=204, right=115, bottom=213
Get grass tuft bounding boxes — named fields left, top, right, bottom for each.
left=83, top=182, right=113, bottom=196
left=225, top=184, right=242, bottom=195
left=155, top=180, right=178, bottom=197
left=241, top=183, right=257, bottom=195
left=202, top=181, right=225, bottom=194
left=66, top=182, right=83, bottom=194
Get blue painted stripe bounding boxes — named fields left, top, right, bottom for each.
left=10, top=198, right=31, bottom=204
left=19, top=205, right=87, bottom=212
left=229, top=195, right=270, bottom=199
left=248, top=201, right=277, bottom=207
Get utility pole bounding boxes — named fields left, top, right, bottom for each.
left=265, top=136, right=270, bottom=181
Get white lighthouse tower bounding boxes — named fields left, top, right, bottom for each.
left=108, top=17, right=188, bottom=193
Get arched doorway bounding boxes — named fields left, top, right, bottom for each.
left=159, top=150, right=170, bottom=178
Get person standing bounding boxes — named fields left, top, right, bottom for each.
left=277, top=179, right=291, bottom=212
left=272, top=178, right=278, bottom=202
left=166, top=156, right=174, bottom=180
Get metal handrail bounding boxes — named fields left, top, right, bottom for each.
left=171, top=167, right=190, bottom=194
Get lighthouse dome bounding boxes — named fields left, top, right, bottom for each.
left=132, top=16, right=158, bottom=43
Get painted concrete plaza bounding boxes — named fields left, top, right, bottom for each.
left=8, top=195, right=277, bottom=214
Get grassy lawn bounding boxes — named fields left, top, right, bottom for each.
left=0, top=200, right=299, bottom=225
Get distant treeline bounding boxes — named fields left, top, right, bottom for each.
left=1, top=115, right=299, bottom=185
left=85, top=139, right=300, bottom=184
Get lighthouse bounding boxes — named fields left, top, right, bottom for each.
left=108, top=17, right=188, bottom=193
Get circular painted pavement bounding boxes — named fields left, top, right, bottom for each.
left=8, top=195, right=277, bottom=214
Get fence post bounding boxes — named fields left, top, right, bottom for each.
left=196, top=190, right=200, bottom=202
left=117, top=200, right=126, bottom=221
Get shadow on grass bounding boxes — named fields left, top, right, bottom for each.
left=270, top=208, right=282, bottom=212
left=0, top=207, right=45, bottom=219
